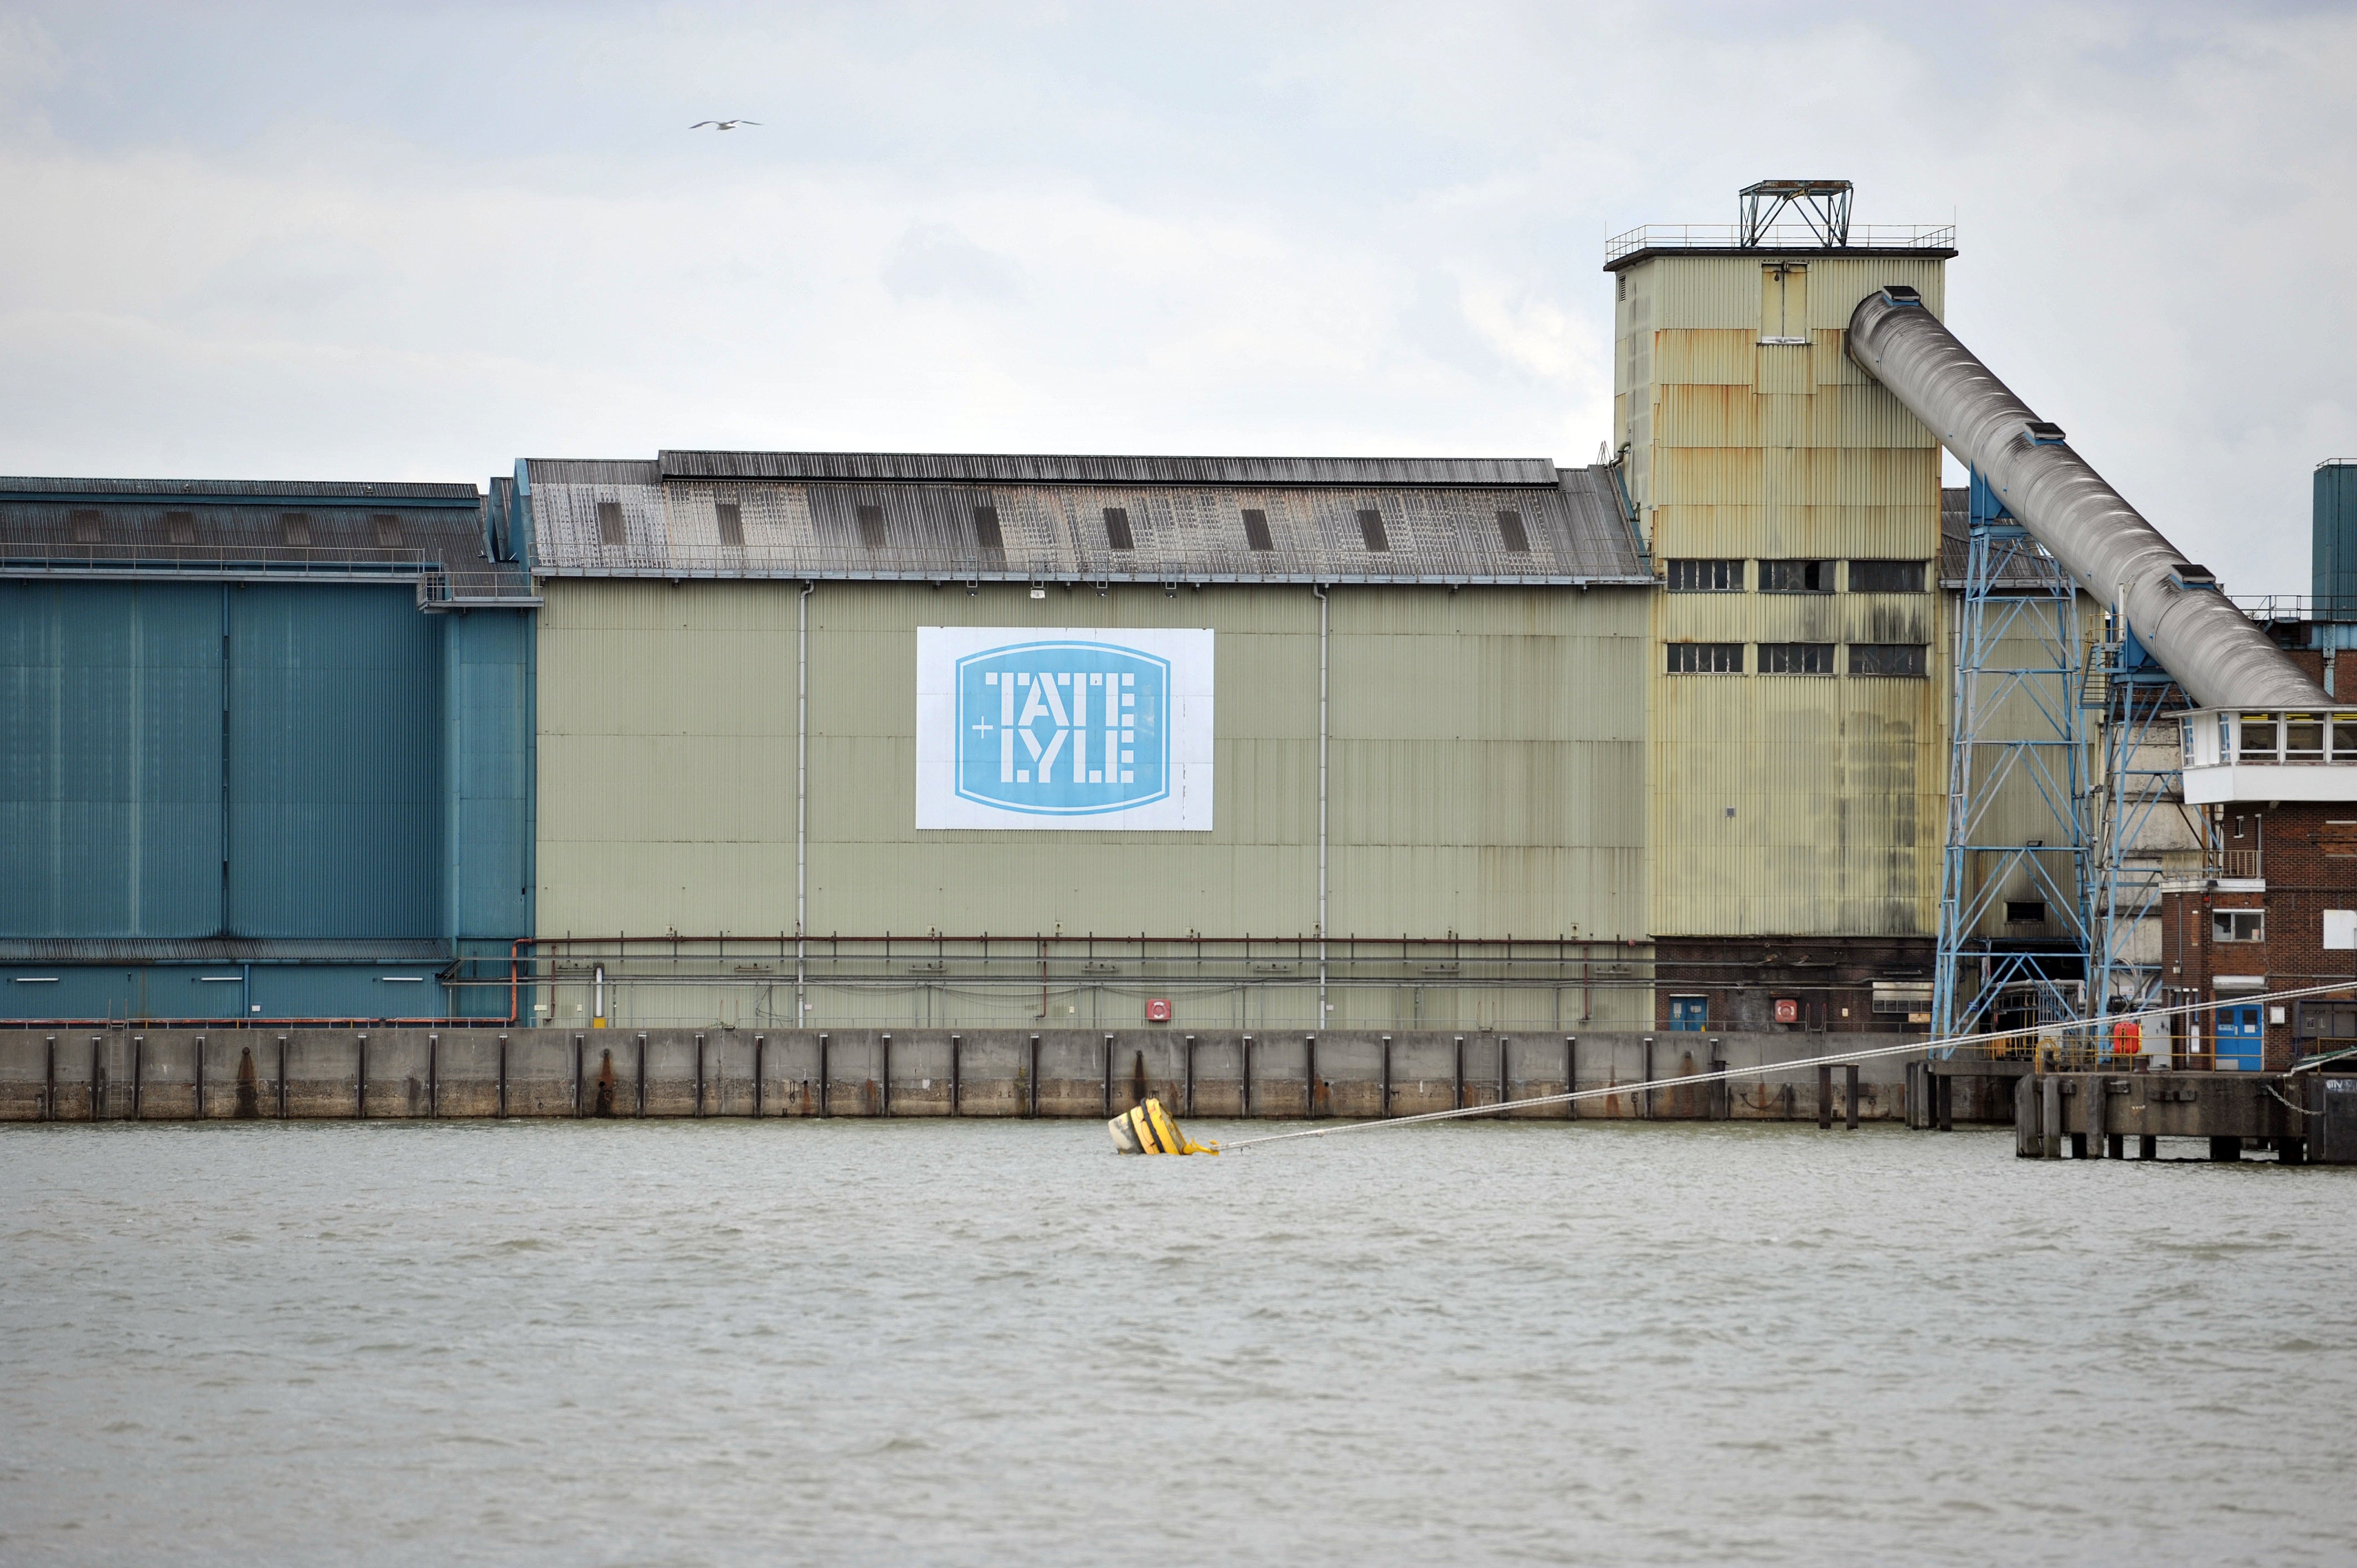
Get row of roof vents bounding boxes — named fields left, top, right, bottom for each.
left=59, top=509, right=410, bottom=547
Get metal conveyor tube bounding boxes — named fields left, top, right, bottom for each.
left=1847, top=287, right=2325, bottom=709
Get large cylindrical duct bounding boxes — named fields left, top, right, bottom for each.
left=1847, top=287, right=2325, bottom=709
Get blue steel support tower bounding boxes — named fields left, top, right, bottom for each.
left=1932, top=473, right=2096, bottom=1043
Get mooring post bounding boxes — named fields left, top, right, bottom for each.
left=820, top=1033, right=832, bottom=1117
left=1644, top=1036, right=1656, bottom=1121
left=277, top=1035, right=288, bottom=1120
left=1453, top=1035, right=1464, bottom=1111
left=498, top=1034, right=510, bottom=1118
left=570, top=1035, right=581, bottom=1118
left=694, top=1033, right=706, bottom=1118
left=2086, top=1076, right=2106, bottom=1158
left=2041, top=1076, right=2062, bottom=1159
left=881, top=1032, right=893, bottom=1117
left=1101, top=1034, right=1112, bottom=1118
left=1844, top=1064, right=1859, bottom=1131
left=44, top=1035, right=55, bottom=1123
left=754, top=1034, right=765, bottom=1117
left=1185, top=1034, right=1197, bottom=1117
left=1307, top=1033, right=1319, bottom=1119
left=949, top=1034, right=960, bottom=1117
left=1818, top=1064, right=1833, bottom=1131
left=194, top=1033, right=205, bottom=1121
left=1242, top=1034, right=1253, bottom=1117
left=1564, top=1036, right=1576, bottom=1122
left=131, top=1034, right=143, bottom=1121
left=1496, top=1036, right=1508, bottom=1117
left=429, top=1034, right=441, bottom=1118
left=1026, top=1034, right=1038, bottom=1118
left=90, top=1035, right=101, bottom=1122
left=1709, top=1040, right=1727, bottom=1121
left=356, top=1034, right=367, bottom=1121
left=1380, top=1035, right=1392, bottom=1118
left=636, top=1032, right=647, bottom=1118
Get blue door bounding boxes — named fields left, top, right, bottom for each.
left=1669, top=996, right=1707, bottom=1032
left=2216, top=1005, right=2263, bottom=1072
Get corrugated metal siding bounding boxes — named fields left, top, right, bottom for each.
left=534, top=580, right=1649, bottom=944
left=525, top=458, right=1649, bottom=585
left=661, top=451, right=1561, bottom=488
left=1620, top=246, right=1948, bottom=940
left=0, top=582, right=224, bottom=936
left=229, top=586, right=441, bottom=938
left=446, top=609, right=533, bottom=940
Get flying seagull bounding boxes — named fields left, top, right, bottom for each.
left=691, top=120, right=761, bottom=130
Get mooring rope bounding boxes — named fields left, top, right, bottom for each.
left=1217, top=976, right=2357, bottom=1151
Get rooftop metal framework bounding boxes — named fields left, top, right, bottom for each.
left=1739, top=179, right=1853, bottom=246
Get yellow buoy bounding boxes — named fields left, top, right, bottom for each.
left=1106, top=1097, right=1218, bottom=1155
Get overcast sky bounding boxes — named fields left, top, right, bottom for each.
left=0, top=1, right=2350, bottom=592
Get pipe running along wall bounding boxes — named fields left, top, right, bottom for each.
left=1846, top=286, right=2327, bottom=710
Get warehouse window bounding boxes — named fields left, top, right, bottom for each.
left=1758, top=559, right=1830, bottom=592
left=1241, top=508, right=1274, bottom=552
left=857, top=504, right=887, bottom=549
left=1495, top=509, right=1530, bottom=553
left=2298, top=1000, right=2357, bottom=1039
left=597, top=501, right=626, bottom=545
left=2005, top=900, right=2046, bottom=924
left=1357, top=509, right=1390, bottom=553
left=972, top=505, right=1003, bottom=550
left=1666, top=642, right=1744, bottom=674
left=166, top=511, right=195, bottom=545
left=281, top=513, right=312, bottom=547
left=1850, top=643, right=1927, bottom=677
left=714, top=502, right=744, bottom=546
left=2213, top=910, right=2265, bottom=943
left=69, top=509, right=101, bottom=543
left=1103, top=507, right=1134, bottom=551
left=1666, top=559, right=1742, bottom=592
left=1847, top=559, right=1925, bottom=593
left=373, top=513, right=404, bottom=548
left=1759, top=642, right=1835, bottom=675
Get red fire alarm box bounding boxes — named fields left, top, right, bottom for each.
left=1145, top=998, right=1172, bottom=1023
left=1774, top=997, right=1799, bottom=1025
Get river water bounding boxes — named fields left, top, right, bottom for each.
left=3, top=1119, right=2351, bottom=1565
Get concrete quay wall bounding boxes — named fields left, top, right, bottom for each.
left=0, top=1027, right=1913, bottom=1123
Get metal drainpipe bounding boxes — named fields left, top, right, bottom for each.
left=1314, top=584, right=1329, bottom=1024
left=797, top=580, right=814, bottom=1026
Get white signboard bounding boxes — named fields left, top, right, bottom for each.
left=915, top=627, right=1213, bottom=831
left=2327, top=909, right=2357, bottom=951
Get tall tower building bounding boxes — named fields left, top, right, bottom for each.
left=1607, top=181, right=1957, bottom=1031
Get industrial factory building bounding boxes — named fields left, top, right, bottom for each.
left=8, top=179, right=2348, bottom=1061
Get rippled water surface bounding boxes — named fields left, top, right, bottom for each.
left=4, top=1118, right=2354, bottom=1565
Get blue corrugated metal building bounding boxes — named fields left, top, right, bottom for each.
left=0, top=476, right=537, bottom=1021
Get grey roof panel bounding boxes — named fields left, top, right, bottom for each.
left=527, top=455, right=1651, bottom=585
left=660, top=450, right=1562, bottom=488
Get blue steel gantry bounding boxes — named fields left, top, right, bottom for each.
left=1933, top=473, right=2096, bottom=1041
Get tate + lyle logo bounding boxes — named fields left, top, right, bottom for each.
left=955, top=640, right=1169, bottom=815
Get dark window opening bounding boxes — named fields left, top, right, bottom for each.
left=1357, top=508, right=1389, bottom=553
left=972, top=505, right=1003, bottom=551
left=2298, top=1001, right=2357, bottom=1040
left=2213, top=910, right=2264, bottom=943
left=856, top=504, right=887, bottom=549
left=69, top=509, right=102, bottom=543
left=1849, top=643, right=1927, bottom=677
left=1759, top=558, right=1830, bottom=592
left=714, top=502, right=744, bottom=546
left=596, top=501, right=626, bottom=545
left=1103, top=507, right=1134, bottom=552
left=1241, top=508, right=1274, bottom=552
left=1848, top=559, right=1925, bottom=593
left=1666, top=558, right=1742, bottom=591
left=281, top=513, right=312, bottom=547
left=372, top=513, right=403, bottom=549
left=1666, top=642, right=1744, bottom=674
left=1759, top=642, right=1835, bottom=674
left=2005, top=900, right=2046, bottom=924
left=1495, top=509, right=1530, bottom=553
left=165, top=511, right=195, bottom=545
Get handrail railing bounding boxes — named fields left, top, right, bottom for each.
left=1604, top=223, right=1955, bottom=262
